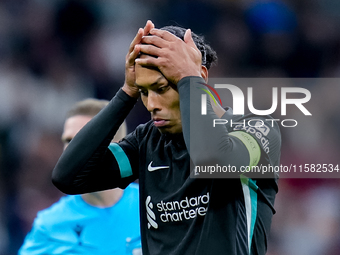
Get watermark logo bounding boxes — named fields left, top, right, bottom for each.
left=199, top=82, right=312, bottom=128
left=199, top=83, right=222, bottom=115
left=254, top=120, right=270, bottom=135
left=200, top=84, right=312, bottom=116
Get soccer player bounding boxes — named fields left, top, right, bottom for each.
left=52, top=20, right=281, bottom=255
left=19, top=99, right=141, bottom=255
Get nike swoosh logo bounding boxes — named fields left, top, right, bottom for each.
left=148, top=161, right=169, bottom=172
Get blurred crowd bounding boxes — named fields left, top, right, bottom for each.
left=0, top=0, right=340, bottom=254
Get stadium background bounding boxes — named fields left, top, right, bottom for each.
left=0, top=0, right=340, bottom=254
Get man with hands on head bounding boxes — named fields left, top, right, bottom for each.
left=52, top=20, right=281, bottom=255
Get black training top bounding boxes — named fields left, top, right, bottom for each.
left=52, top=76, right=281, bottom=255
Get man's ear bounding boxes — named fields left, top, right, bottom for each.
left=201, top=66, right=208, bottom=82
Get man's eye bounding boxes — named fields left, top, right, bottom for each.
left=62, top=138, right=72, bottom=146
left=157, top=86, right=169, bottom=93
left=139, top=89, right=148, bottom=96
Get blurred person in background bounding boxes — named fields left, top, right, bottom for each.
left=18, top=99, right=141, bottom=255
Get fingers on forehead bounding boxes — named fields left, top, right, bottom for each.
left=141, top=35, right=166, bottom=47
left=139, top=53, right=156, bottom=60
left=129, top=28, right=143, bottom=51
left=143, top=21, right=154, bottom=35
left=139, top=44, right=161, bottom=56
left=127, top=47, right=139, bottom=65
left=150, top=28, right=179, bottom=41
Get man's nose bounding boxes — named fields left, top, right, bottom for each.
left=146, top=91, right=161, bottom=113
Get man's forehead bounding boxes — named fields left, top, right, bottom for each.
left=63, top=115, right=92, bottom=132
left=135, top=62, right=166, bottom=87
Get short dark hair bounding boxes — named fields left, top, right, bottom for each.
left=160, top=26, right=218, bottom=70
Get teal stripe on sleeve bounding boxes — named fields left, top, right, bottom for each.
left=108, top=143, right=133, bottom=178
left=240, top=177, right=258, bottom=254
left=248, top=178, right=258, bottom=254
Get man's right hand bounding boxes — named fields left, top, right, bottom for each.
left=122, top=20, right=154, bottom=98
